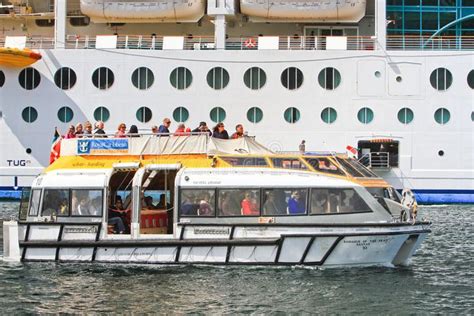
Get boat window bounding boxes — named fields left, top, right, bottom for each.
left=42, top=189, right=70, bottom=217
left=271, top=158, right=307, bottom=170
left=367, top=187, right=385, bottom=199
left=71, top=189, right=103, bottom=217
left=19, top=188, right=31, bottom=221
left=305, top=158, right=345, bottom=176
left=334, top=158, right=374, bottom=178
left=310, top=188, right=371, bottom=214
left=28, top=189, right=42, bottom=216
left=262, top=188, right=307, bottom=215
left=180, top=189, right=216, bottom=217
left=220, top=157, right=268, bottom=167
left=218, top=189, right=260, bottom=216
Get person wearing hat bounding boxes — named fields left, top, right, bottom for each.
left=192, top=121, right=212, bottom=136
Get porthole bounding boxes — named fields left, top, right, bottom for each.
left=136, top=106, right=152, bottom=123
left=0, top=70, right=4, bottom=87
left=207, top=67, right=229, bottom=90
left=173, top=107, right=189, bottom=122
left=21, top=106, right=38, bottom=123
left=284, top=107, right=300, bottom=124
left=281, top=67, right=303, bottom=90
left=131, top=67, right=154, bottom=90
left=93, top=106, right=110, bottom=122
left=26, top=148, right=32, bottom=154
left=434, top=108, right=450, bottom=125
left=396, top=76, right=402, bottom=82
left=318, top=67, right=341, bottom=90
left=321, top=107, right=337, bottom=124
left=247, top=107, right=263, bottom=123
left=430, top=68, right=452, bottom=91
left=92, top=67, right=114, bottom=90
left=467, top=70, right=474, bottom=89
left=438, top=150, right=444, bottom=157
left=54, top=67, right=77, bottom=90
left=357, top=107, right=374, bottom=124
left=471, top=111, right=474, bottom=122
left=244, top=67, right=266, bottom=90
left=170, top=67, right=192, bottom=90
left=19, top=67, right=41, bottom=90
left=397, top=108, right=414, bottom=125
left=210, top=107, right=226, bottom=123
left=374, top=71, right=381, bottom=78
left=70, top=16, right=90, bottom=27
left=57, top=106, right=74, bottom=123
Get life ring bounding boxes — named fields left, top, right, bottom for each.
left=244, top=38, right=256, bottom=48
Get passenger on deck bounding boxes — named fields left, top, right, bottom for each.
left=231, top=124, right=245, bottom=139
left=143, top=196, right=156, bottom=209
left=75, top=123, right=84, bottom=137
left=175, top=123, right=191, bottom=136
left=299, top=140, right=306, bottom=154
left=64, top=125, right=76, bottom=139
left=159, top=118, right=171, bottom=134
left=157, top=194, right=171, bottom=210
left=128, top=125, right=139, bottom=137
left=115, top=123, right=127, bottom=138
left=241, top=191, right=259, bottom=215
left=212, top=123, right=229, bottom=140
left=192, top=121, right=212, bottom=136
left=84, top=121, right=93, bottom=136
left=287, top=191, right=306, bottom=214
left=94, top=121, right=107, bottom=137
left=151, top=125, right=158, bottom=135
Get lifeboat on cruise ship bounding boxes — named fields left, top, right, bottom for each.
left=240, top=0, right=367, bottom=23
left=0, top=48, right=41, bottom=67
left=80, top=0, right=206, bottom=23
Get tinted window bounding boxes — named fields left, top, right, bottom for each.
left=92, top=67, right=114, bottom=90
left=218, top=189, right=260, bottom=216
left=54, top=67, right=77, bottom=90
left=262, top=188, right=307, bottom=215
left=28, top=189, right=41, bottom=216
left=271, top=158, right=307, bottom=170
left=42, top=189, right=70, bottom=216
left=305, top=157, right=345, bottom=176
left=310, top=188, right=371, bottom=214
left=220, top=157, right=268, bottom=167
left=180, top=189, right=216, bottom=217
left=19, top=68, right=41, bottom=90
left=71, top=189, right=103, bottom=216
left=281, top=67, right=303, bottom=90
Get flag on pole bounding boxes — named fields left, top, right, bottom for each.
left=346, top=145, right=358, bottom=159
left=49, top=127, right=62, bottom=164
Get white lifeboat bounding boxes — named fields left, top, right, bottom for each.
left=80, top=0, right=206, bottom=23
left=240, top=0, right=367, bottom=23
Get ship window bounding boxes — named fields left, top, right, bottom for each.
left=471, top=111, right=474, bottom=122
left=397, top=108, right=414, bottom=124
left=42, top=189, right=70, bottom=217
left=318, top=67, right=341, bottom=90
left=22, top=106, right=38, bottom=123
left=271, top=158, right=307, bottom=170
left=220, top=157, right=268, bottom=167
left=434, top=108, right=450, bottom=124
left=281, top=67, right=303, bottom=90
left=170, top=67, right=192, bottom=90
left=131, top=67, right=154, bottom=90
left=35, top=19, right=55, bottom=27
left=262, top=189, right=307, bottom=216
left=71, top=189, right=103, bottom=217
left=57, top=106, right=74, bottom=123
left=247, top=107, right=263, bottom=123
left=210, top=107, right=226, bottom=123
left=136, top=106, right=152, bottom=123
left=321, top=107, right=337, bottom=124
left=310, top=188, right=371, bottom=215
left=0, top=70, right=4, bottom=87
left=217, top=189, right=260, bottom=216
left=70, top=16, right=90, bottom=27
left=284, top=107, right=300, bottom=124
left=207, top=67, right=229, bottom=90
left=92, top=67, right=114, bottom=90
left=173, top=107, right=189, bottom=123
left=357, top=107, right=374, bottom=124
left=305, top=158, right=345, bottom=176
left=54, top=67, right=77, bottom=90
left=430, top=68, right=452, bottom=91
left=94, top=106, right=110, bottom=122
left=28, top=189, right=42, bottom=216
left=244, top=67, right=266, bottom=90
left=467, top=70, right=474, bottom=89
left=19, top=67, right=41, bottom=90
left=179, top=189, right=216, bottom=217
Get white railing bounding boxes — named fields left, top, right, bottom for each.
left=358, top=152, right=390, bottom=169
left=387, top=35, right=474, bottom=50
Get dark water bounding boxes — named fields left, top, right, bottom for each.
left=0, top=202, right=473, bottom=314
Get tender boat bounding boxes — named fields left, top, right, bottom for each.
left=0, top=47, right=42, bottom=67
left=3, top=134, right=430, bottom=267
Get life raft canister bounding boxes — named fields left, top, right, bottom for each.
left=244, top=38, right=257, bottom=48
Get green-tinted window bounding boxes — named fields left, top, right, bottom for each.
left=207, top=67, right=229, bottom=90
left=321, top=107, right=337, bottom=124
left=136, top=106, right=152, bottom=123
left=405, top=12, right=421, bottom=30
left=131, top=67, right=154, bottom=90
left=244, top=67, right=266, bottom=90
left=397, top=108, right=414, bottom=124
left=210, top=107, right=226, bottom=123
left=434, top=108, right=450, bottom=124
left=57, top=106, right=74, bottom=123
left=357, top=107, right=374, bottom=124
left=173, top=107, right=189, bottom=122
left=22, top=106, right=38, bottom=123
left=284, top=107, right=301, bottom=124
left=430, top=68, right=452, bottom=91
left=247, top=107, right=263, bottom=123
left=422, top=12, right=438, bottom=29
left=170, top=67, right=192, bottom=90
left=318, top=68, right=341, bottom=90
left=93, top=106, right=110, bottom=122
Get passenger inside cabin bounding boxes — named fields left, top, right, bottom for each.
left=287, top=190, right=306, bottom=214
left=212, top=123, right=229, bottom=140
left=42, top=190, right=70, bottom=216
left=180, top=193, right=199, bottom=216
left=108, top=198, right=127, bottom=234
left=143, top=195, right=156, bottom=209
left=262, top=190, right=287, bottom=215
left=310, top=190, right=329, bottom=214
left=241, top=191, right=259, bottom=216
left=198, top=192, right=213, bottom=216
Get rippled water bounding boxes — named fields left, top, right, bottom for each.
left=1, top=202, right=473, bottom=314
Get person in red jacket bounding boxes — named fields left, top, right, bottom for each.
left=231, top=124, right=245, bottom=139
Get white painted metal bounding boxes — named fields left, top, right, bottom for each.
left=179, top=246, right=227, bottom=262
left=229, top=245, right=278, bottom=263
left=2, top=221, right=21, bottom=262
left=278, top=237, right=311, bottom=263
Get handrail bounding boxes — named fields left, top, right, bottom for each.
left=359, top=152, right=390, bottom=169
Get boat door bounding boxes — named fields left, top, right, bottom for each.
left=131, top=164, right=181, bottom=238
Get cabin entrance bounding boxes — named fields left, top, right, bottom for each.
left=357, top=139, right=400, bottom=169
left=136, top=164, right=180, bottom=236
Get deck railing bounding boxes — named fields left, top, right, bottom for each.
left=386, top=35, right=474, bottom=50
left=359, top=152, right=390, bottom=169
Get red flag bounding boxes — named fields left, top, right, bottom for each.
left=346, top=145, right=358, bottom=158
left=49, top=128, right=62, bottom=164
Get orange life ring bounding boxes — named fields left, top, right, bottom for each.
left=244, top=38, right=256, bottom=48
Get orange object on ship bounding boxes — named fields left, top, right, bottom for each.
left=0, top=47, right=42, bottom=67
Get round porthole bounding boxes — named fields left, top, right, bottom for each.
left=438, top=150, right=444, bottom=157
left=396, top=76, right=402, bottom=82
left=26, top=148, right=32, bottom=154
left=374, top=71, right=381, bottom=78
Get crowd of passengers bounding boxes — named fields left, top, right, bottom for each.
left=60, top=117, right=247, bottom=140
